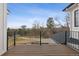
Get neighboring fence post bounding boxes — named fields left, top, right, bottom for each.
left=65, top=31, right=67, bottom=45
left=40, top=31, right=42, bottom=46
left=7, top=32, right=8, bottom=51
left=14, top=31, right=16, bottom=46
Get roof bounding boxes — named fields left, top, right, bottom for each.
left=63, top=3, right=74, bottom=11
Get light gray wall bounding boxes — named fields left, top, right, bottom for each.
left=0, top=3, right=7, bottom=55
left=52, top=32, right=66, bottom=44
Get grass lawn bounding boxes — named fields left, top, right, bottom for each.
left=8, top=36, right=50, bottom=48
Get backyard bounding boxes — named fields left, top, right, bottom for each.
left=4, top=3, right=79, bottom=56
left=8, top=35, right=58, bottom=48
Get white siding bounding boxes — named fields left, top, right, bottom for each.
left=0, top=3, right=7, bottom=55
left=67, top=4, right=79, bottom=50
left=71, top=4, right=79, bottom=31
left=69, top=4, right=79, bottom=38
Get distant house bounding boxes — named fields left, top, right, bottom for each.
left=63, top=3, right=79, bottom=50
left=0, top=3, right=7, bottom=55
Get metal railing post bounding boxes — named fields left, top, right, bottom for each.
left=7, top=32, right=8, bottom=51
left=78, top=32, right=79, bottom=49
left=65, top=31, right=67, bottom=45
left=40, top=31, right=42, bottom=46
left=14, top=31, right=16, bottom=46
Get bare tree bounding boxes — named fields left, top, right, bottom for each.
left=65, top=14, right=70, bottom=29
left=54, top=17, right=64, bottom=28
left=32, top=20, right=40, bottom=29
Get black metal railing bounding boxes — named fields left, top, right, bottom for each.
left=13, top=31, right=16, bottom=46
left=40, top=31, right=42, bottom=46
left=67, top=31, right=79, bottom=50
left=7, top=30, right=43, bottom=50
left=7, top=31, right=16, bottom=50
left=7, top=32, right=8, bottom=51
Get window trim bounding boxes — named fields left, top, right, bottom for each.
left=74, top=9, right=79, bottom=27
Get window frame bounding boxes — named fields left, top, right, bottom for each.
left=74, top=9, right=79, bottom=27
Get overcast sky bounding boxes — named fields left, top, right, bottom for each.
left=7, top=3, right=69, bottom=28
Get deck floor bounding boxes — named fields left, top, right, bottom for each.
left=3, top=44, right=79, bottom=56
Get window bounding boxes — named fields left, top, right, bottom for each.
left=74, top=10, right=79, bottom=27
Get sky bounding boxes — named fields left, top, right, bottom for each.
left=7, top=3, right=69, bottom=28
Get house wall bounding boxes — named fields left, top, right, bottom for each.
left=67, top=4, right=79, bottom=50
left=0, top=3, right=7, bottom=55
left=68, top=4, right=79, bottom=38
left=70, top=4, right=79, bottom=39
left=71, top=4, right=79, bottom=31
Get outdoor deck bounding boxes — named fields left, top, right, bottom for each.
left=3, top=44, right=79, bottom=56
